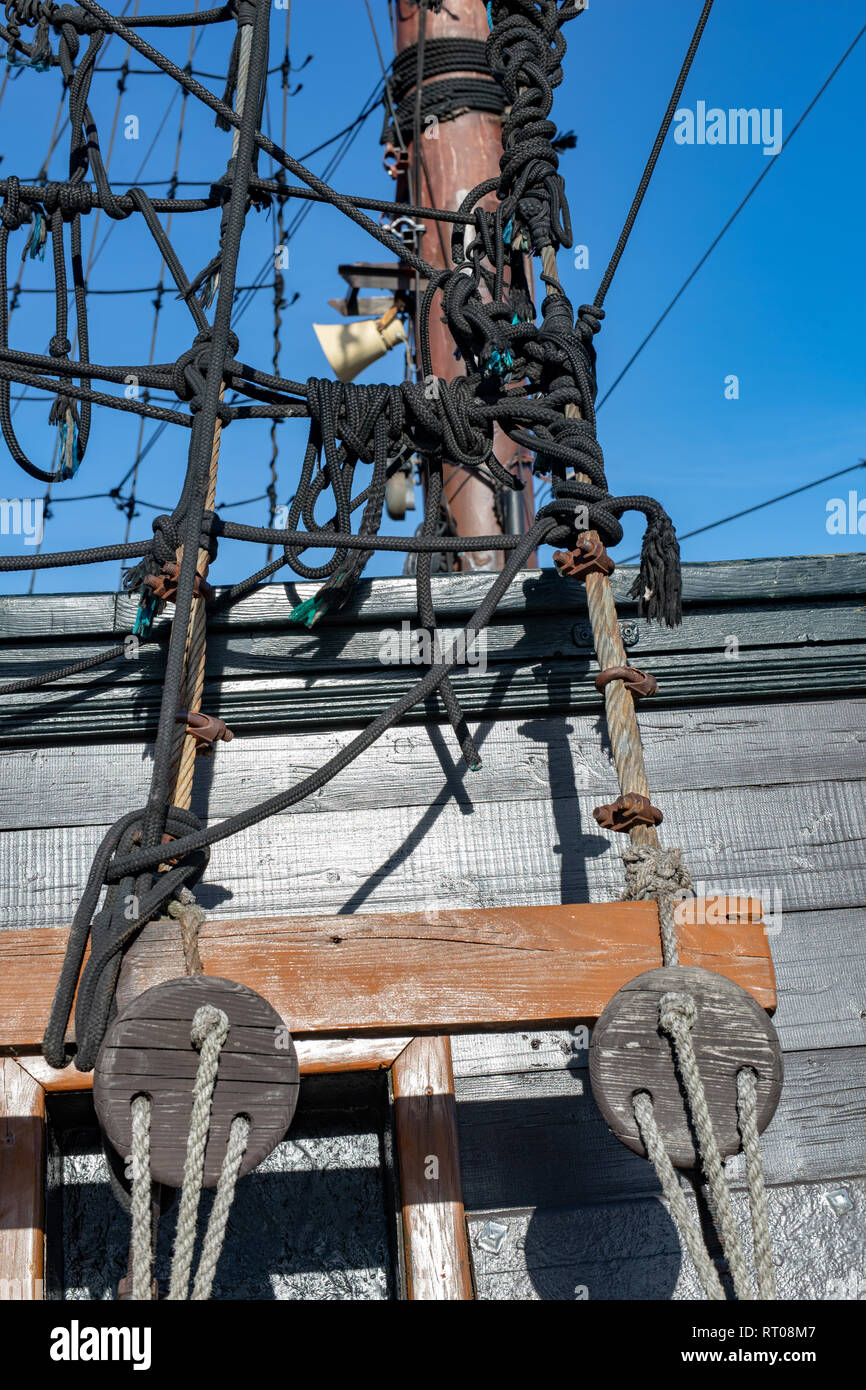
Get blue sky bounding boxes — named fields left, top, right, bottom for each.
left=1, top=0, right=864, bottom=593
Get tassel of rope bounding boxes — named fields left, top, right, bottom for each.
left=128, top=1004, right=250, bottom=1300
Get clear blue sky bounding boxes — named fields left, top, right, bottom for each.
left=1, top=0, right=864, bottom=594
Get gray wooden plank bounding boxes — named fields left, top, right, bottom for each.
left=1, top=644, right=864, bottom=744
left=1, top=779, right=863, bottom=929
left=467, top=1177, right=866, bottom=1300
left=2, top=554, right=863, bottom=641
left=455, top=1046, right=866, bottom=1209
left=0, top=701, right=862, bottom=830
left=2, top=600, right=861, bottom=683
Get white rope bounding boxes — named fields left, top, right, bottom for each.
left=191, top=1115, right=251, bottom=1300
left=129, top=1093, right=153, bottom=1301
left=737, top=1067, right=776, bottom=1299
left=167, top=1003, right=232, bottom=1300
left=633, top=1091, right=725, bottom=1300
left=658, top=990, right=754, bottom=1299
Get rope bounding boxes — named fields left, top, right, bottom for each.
left=125, top=1003, right=249, bottom=1301
left=167, top=1002, right=232, bottom=1300
left=129, top=1092, right=153, bottom=1301
left=619, top=852, right=777, bottom=1301
left=633, top=1091, right=725, bottom=1301
left=658, top=990, right=752, bottom=1300
left=167, top=886, right=205, bottom=975
left=737, top=1067, right=776, bottom=1300
left=190, top=1114, right=250, bottom=1300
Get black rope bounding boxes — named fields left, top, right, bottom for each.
left=0, top=0, right=714, bottom=1068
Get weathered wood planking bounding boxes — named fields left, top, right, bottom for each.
left=1, top=700, right=863, bottom=832
left=0, top=902, right=775, bottom=1053
left=2, top=647, right=864, bottom=745
left=454, top=1046, right=866, bottom=1209
left=466, top=1176, right=866, bottom=1300
left=1, top=601, right=860, bottom=682
left=0, top=556, right=863, bottom=744
left=1, top=555, right=862, bottom=643
left=2, top=779, right=862, bottom=932
left=0, top=1056, right=44, bottom=1300
left=392, top=1036, right=474, bottom=1300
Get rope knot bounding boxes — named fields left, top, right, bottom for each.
left=622, top=844, right=693, bottom=900
left=190, top=1003, right=229, bottom=1051
left=658, top=989, right=697, bottom=1033
left=622, top=845, right=693, bottom=968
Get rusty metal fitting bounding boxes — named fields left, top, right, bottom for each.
left=142, top=561, right=214, bottom=606
left=553, top=535, right=615, bottom=580
left=595, top=665, right=658, bottom=700
left=383, top=142, right=409, bottom=181
left=176, top=709, right=233, bottom=749
left=593, top=793, right=663, bottom=833
left=130, top=826, right=181, bottom=867
left=131, top=828, right=177, bottom=849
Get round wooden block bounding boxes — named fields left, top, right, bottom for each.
left=589, top=966, right=783, bottom=1169
left=93, top=976, right=300, bottom=1189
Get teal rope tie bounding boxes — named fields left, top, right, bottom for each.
left=28, top=212, right=46, bottom=260
left=57, top=417, right=81, bottom=480
left=133, top=593, right=158, bottom=637
left=289, top=583, right=340, bottom=629
left=5, top=54, right=51, bottom=73
left=482, top=346, right=513, bottom=381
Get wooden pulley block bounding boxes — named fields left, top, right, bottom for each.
left=93, top=975, right=300, bottom=1190
left=589, top=966, right=783, bottom=1170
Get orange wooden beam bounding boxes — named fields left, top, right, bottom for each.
left=0, top=898, right=774, bottom=1058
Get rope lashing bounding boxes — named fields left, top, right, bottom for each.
left=381, top=37, right=506, bottom=148
left=621, top=843, right=692, bottom=967
left=128, top=1004, right=250, bottom=1301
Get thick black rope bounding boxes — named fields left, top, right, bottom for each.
left=0, top=0, right=719, bottom=1066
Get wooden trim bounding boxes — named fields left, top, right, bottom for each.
left=0, top=1057, right=45, bottom=1300
left=392, top=1036, right=473, bottom=1300
left=12, top=1035, right=414, bottom=1092
left=0, top=899, right=776, bottom=1054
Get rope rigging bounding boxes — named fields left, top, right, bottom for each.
left=0, top=0, right=783, bottom=1305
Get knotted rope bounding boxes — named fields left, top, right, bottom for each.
left=127, top=1003, right=250, bottom=1301
left=621, top=843, right=692, bottom=966
left=167, top=886, right=205, bottom=976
